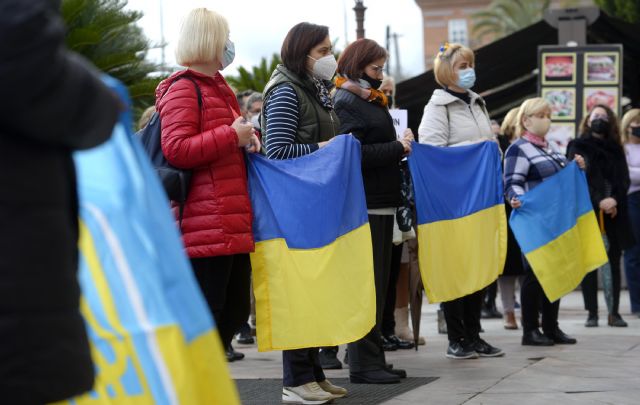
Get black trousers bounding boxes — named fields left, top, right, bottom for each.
left=582, top=231, right=622, bottom=316
left=521, top=256, right=559, bottom=334
left=382, top=243, right=404, bottom=337
left=483, top=281, right=498, bottom=308
left=348, top=215, right=394, bottom=373
left=442, top=289, right=483, bottom=344
left=190, top=254, right=251, bottom=349
left=282, top=348, right=325, bottom=387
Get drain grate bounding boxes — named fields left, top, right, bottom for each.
left=236, top=377, right=438, bottom=404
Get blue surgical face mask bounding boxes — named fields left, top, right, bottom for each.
left=456, top=67, right=476, bottom=89
left=221, top=39, right=235, bottom=70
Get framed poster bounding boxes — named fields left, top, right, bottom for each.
left=546, top=123, right=576, bottom=155
left=541, top=53, right=576, bottom=85
left=542, top=87, right=576, bottom=120
left=584, top=87, right=619, bottom=115
left=584, top=52, right=619, bottom=84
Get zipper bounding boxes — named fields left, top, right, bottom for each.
left=329, top=111, right=336, bottom=138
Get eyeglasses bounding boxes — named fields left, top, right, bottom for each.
left=369, top=64, right=385, bottom=73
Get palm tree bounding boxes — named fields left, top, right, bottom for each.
left=471, top=0, right=552, bottom=42
left=226, top=53, right=282, bottom=93
left=61, top=0, right=165, bottom=120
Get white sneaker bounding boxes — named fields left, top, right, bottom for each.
left=282, top=382, right=333, bottom=404
left=318, top=379, right=347, bottom=398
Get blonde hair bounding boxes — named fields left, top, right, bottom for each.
left=516, top=98, right=551, bottom=137
left=500, top=107, right=520, bottom=141
left=137, top=106, right=156, bottom=130
left=175, top=8, right=229, bottom=66
left=621, top=108, right=640, bottom=143
left=433, top=43, right=475, bottom=88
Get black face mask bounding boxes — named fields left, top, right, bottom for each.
left=631, top=127, right=640, bottom=138
left=590, top=118, right=610, bottom=135
left=386, top=95, right=395, bottom=107
left=362, top=73, right=382, bottom=90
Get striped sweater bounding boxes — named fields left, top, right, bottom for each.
left=263, top=84, right=319, bottom=160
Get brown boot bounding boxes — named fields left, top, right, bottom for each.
left=503, top=311, right=518, bottom=330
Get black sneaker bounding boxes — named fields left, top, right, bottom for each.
left=319, top=347, right=342, bottom=370
left=446, top=341, right=478, bottom=359
left=472, top=338, right=504, bottom=357
left=381, top=336, right=398, bottom=351
left=384, top=334, right=415, bottom=350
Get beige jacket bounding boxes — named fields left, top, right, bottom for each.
left=418, top=89, right=494, bottom=146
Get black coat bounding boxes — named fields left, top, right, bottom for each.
left=0, top=1, right=119, bottom=403
left=567, top=134, right=635, bottom=249
left=498, top=135, right=524, bottom=275
left=333, top=88, right=404, bottom=209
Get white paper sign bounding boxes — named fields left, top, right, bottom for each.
left=389, top=109, right=408, bottom=139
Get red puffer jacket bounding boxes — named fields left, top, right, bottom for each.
left=156, top=69, right=254, bottom=258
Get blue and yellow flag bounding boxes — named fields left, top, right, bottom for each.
left=509, top=162, right=607, bottom=302
left=248, top=135, right=376, bottom=351
left=408, top=141, right=507, bottom=303
left=57, top=77, right=239, bottom=405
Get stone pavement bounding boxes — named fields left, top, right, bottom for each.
left=229, top=291, right=640, bottom=404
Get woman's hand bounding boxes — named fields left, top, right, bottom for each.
left=245, top=133, right=261, bottom=153
left=573, top=154, right=586, bottom=170
left=399, top=129, right=414, bottom=156
left=606, top=206, right=618, bottom=218
left=402, top=128, right=415, bottom=142
left=599, top=197, right=617, bottom=212
left=510, top=197, right=522, bottom=209
left=231, top=116, right=254, bottom=147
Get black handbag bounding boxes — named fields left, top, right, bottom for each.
left=396, top=160, right=415, bottom=232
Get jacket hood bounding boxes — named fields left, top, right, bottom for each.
left=430, top=88, right=484, bottom=106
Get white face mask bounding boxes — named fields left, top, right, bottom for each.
left=525, top=116, right=551, bottom=137
left=308, top=54, right=337, bottom=80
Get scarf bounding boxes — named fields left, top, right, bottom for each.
left=523, top=131, right=548, bottom=149
left=310, top=76, right=334, bottom=110
left=335, top=76, right=388, bottom=107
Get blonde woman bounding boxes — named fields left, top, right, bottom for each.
left=504, top=97, right=584, bottom=346
left=417, top=43, right=502, bottom=359
left=156, top=8, right=260, bottom=362
left=622, top=108, right=640, bottom=317
left=497, top=107, right=524, bottom=330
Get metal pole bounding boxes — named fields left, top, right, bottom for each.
left=353, top=0, right=366, bottom=40
left=158, top=0, right=166, bottom=67
left=385, top=25, right=391, bottom=74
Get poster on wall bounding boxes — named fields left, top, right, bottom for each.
left=584, top=52, right=619, bottom=85
left=584, top=87, right=619, bottom=115
left=541, top=53, right=576, bottom=85
left=547, top=123, right=576, bottom=155
left=542, top=87, right=576, bottom=120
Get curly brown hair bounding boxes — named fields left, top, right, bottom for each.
left=579, top=104, right=621, bottom=145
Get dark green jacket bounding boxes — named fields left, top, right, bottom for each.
left=262, top=65, right=339, bottom=144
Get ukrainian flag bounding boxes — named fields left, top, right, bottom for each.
left=509, top=162, right=607, bottom=302
left=248, top=135, right=376, bottom=351
left=408, top=141, right=507, bottom=303
left=54, top=77, right=239, bottom=405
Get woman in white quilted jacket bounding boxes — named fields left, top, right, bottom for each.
left=417, top=43, right=503, bottom=360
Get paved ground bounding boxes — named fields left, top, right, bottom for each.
left=229, top=290, right=640, bottom=404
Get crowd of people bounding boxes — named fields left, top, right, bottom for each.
left=150, top=8, right=640, bottom=404
left=4, top=3, right=640, bottom=404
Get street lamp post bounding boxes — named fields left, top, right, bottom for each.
left=353, top=0, right=366, bottom=40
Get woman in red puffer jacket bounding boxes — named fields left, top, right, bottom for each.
left=156, top=8, right=260, bottom=361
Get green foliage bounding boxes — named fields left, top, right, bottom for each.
left=471, top=0, right=552, bottom=42
left=226, top=53, right=282, bottom=93
left=594, top=0, right=640, bottom=23
left=61, top=0, right=165, bottom=120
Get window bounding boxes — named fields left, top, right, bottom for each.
left=448, top=19, right=468, bottom=46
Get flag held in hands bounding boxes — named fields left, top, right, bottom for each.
left=408, top=141, right=507, bottom=303
left=509, top=162, right=607, bottom=302
left=248, top=135, right=376, bottom=352
left=58, top=77, right=239, bottom=405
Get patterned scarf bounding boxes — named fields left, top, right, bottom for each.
left=335, top=76, right=388, bottom=107
left=310, top=76, right=334, bottom=110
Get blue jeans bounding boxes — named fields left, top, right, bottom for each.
left=623, top=191, right=640, bottom=313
